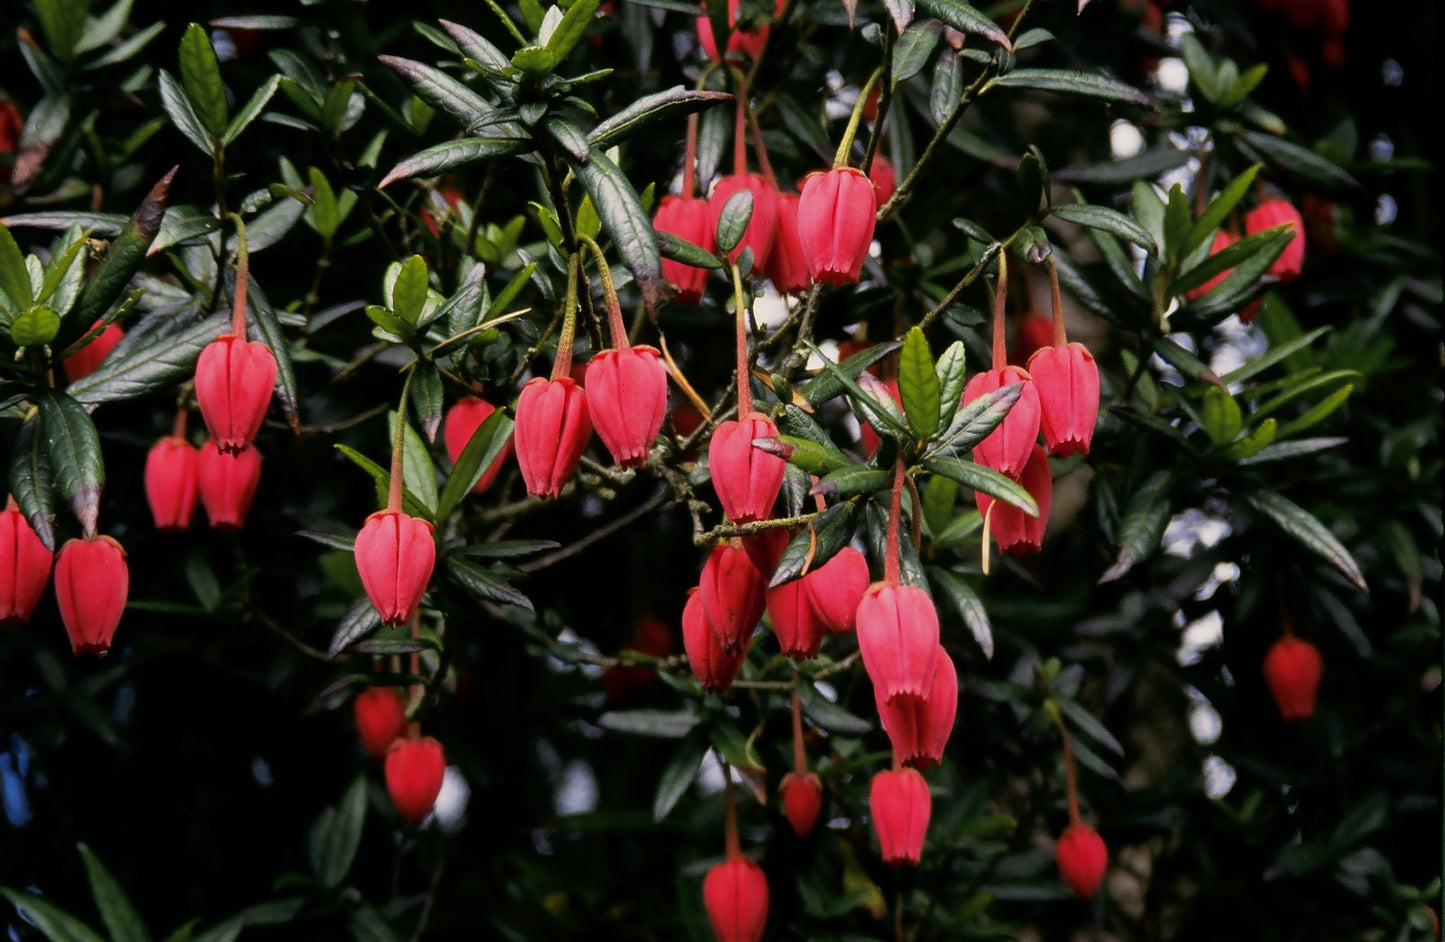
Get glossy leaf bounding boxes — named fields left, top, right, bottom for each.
left=436, top=410, right=512, bottom=520
left=1051, top=202, right=1158, bottom=256
left=1098, top=471, right=1172, bottom=583
left=68, top=313, right=226, bottom=406
left=309, top=777, right=367, bottom=888
left=914, top=0, right=1011, bottom=49
left=898, top=327, right=941, bottom=441
left=0, top=889, right=106, bottom=942
left=567, top=146, right=664, bottom=314
left=770, top=500, right=858, bottom=588
left=9, top=415, right=57, bottom=552
left=180, top=24, right=228, bottom=138
left=589, top=87, right=732, bottom=148
left=36, top=389, right=104, bottom=537
left=652, top=733, right=709, bottom=822
left=379, top=55, right=497, bottom=130
left=921, top=457, right=1038, bottom=517
left=1243, top=489, right=1366, bottom=590
left=379, top=137, right=529, bottom=189
left=988, top=69, right=1151, bottom=107
left=929, top=567, right=993, bottom=659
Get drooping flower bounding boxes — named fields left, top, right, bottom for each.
left=443, top=396, right=514, bottom=494
left=354, top=687, right=408, bottom=759
left=763, top=193, right=812, bottom=296
left=1, top=499, right=52, bottom=626
left=870, top=767, right=931, bottom=866
left=1055, top=823, right=1109, bottom=898
left=354, top=510, right=435, bottom=626
left=779, top=771, right=823, bottom=837
left=876, top=646, right=958, bottom=768
left=61, top=321, right=125, bottom=383
left=855, top=583, right=940, bottom=703
left=1186, top=230, right=1238, bottom=301
left=654, top=195, right=715, bottom=303
left=696, top=0, right=777, bottom=62
left=709, top=413, right=786, bottom=524
left=869, top=155, right=897, bottom=207
left=797, top=167, right=877, bottom=286
left=1245, top=197, right=1306, bottom=282
left=513, top=376, right=591, bottom=500
left=384, top=735, right=447, bottom=824
left=194, top=334, right=277, bottom=453
left=975, top=442, right=1052, bottom=556
left=683, top=588, right=747, bottom=692
left=804, top=545, right=870, bottom=634
left=702, top=856, right=769, bottom=942
left=709, top=174, right=779, bottom=268
left=1263, top=634, right=1323, bottom=721
left=765, top=578, right=825, bottom=661
left=698, top=542, right=766, bottom=655
left=586, top=346, right=669, bottom=468
left=962, top=366, right=1041, bottom=478
left=602, top=615, right=672, bottom=704
left=1029, top=342, right=1099, bottom=458
left=197, top=441, right=262, bottom=530
left=54, top=535, right=129, bottom=656
left=145, top=436, right=201, bottom=531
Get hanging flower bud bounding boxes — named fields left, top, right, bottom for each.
left=1029, top=342, right=1099, bottom=458
left=197, top=441, right=262, bottom=530
left=1055, top=823, right=1108, bottom=898
left=709, top=414, right=786, bottom=524
left=443, top=396, right=514, bottom=494
left=805, top=546, right=870, bottom=634
left=709, top=174, right=779, bottom=267
left=586, top=346, right=669, bottom=468
left=766, top=578, right=825, bottom=661
left=1186, top=230, right=1238, bottom=301
left=194, top=335, right=277, bottom=453
left=797, top=167, right=877, bottom=286
left=2, top=499, right=52, bottom=626
left=763, top=193, right=812, bottom=296
left=354, top=510, right=435, bottom=627
left=696, top=0, right=775, bottom=62
left=962, top=366, right=1041, bottom=478
left=513, top=377, right=592, bottom=500
left=855, top=584, right=940, bottom=703
left=698, top=542, right=766, bottom=655
left=1245, top=197, right=1306, bottom=282
left=384, top=735, right=447, bottom=824
left=876, top=646, right=958, bottom=768
left=779, top=771, right=823, bottom=837
left=975, top=443, right=1052, bottom=556
left=702, top=856, right=769, bottom=942
left=145, top=436, right=200, bottom=531
left=654, top=195, right=716, bottom=303
left=870, top=767, right=931, bottom=867
left=61, top=321, right=125, bottom=383
left=683, top=589, right=747, bottom=692
left=354, top=687, right=408, bottom=759
left=869, top=155, right=897, bottom=207
left=1263, top=634, right=1323, bottom=721
left=54, top=535, right=129, bottom=656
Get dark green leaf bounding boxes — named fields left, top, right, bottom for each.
left=898, top=326, right=941, bottom=440
left=1237, top=129, right=1357, bottom=188
left=1219, top=326, right=1329, bottom=387
left=436, top=410, right=512, bottom=520
left=333, top=445, right=431, bottom=519
left=410, top=362, right=444, bottom=444
left=242, top=277, right=300, bottom=432
left=797, top=683, right=873, bottom=736
left=1236, top=436, right=1347, bottom=466
left=798, top=341, right=898, bottom=407
left=68, top=168, right=174, bottom=330
left=179, top=24, right=228, bottom=138
left=347, top=908, right=401, bottom=942
left=78, top=843, right=151, bottom=942
left=379, top=137, right=529, bottom=189
left=812, top=466, right=891, bottom=500
left=0, top=222, right=34, bottom=308
left=1171, top=226, right=1286, bottom=298
left=1098, top=470, right=1172, bottom=583
left=1243, top=488, right=1367, bottom=589
left=714, top=190, right=752, bottom=255
left=1051, top=203, right=1158, bottom=256
left=1055, top=697, right=1124, bottom=756
left=310, top=777, right=367, bottom=888
left=656, top=231, right=723, bottom=269
left=567, top=146, right=664, bottom=314
left=36, top=389, right=104, bottom=536
left=989, top=69, right=1151, bottom=108
left=68, top=313, right=226, bottom=407
left=596, top=708, right=701, bottom=738
left=544, top=0, right=601, bottom=61
left=1054, top=146, right=1192, bottom=185
left=892, top=21, right=941, bottom=84
left=926, top=381, right=1022, bottom=457
left=1272, top=384, right=1352, bottom=439
left=33, top=0, right=93, bottom=65
left=653, top=733, right=709, bottom=821
left=770, top=500, right=858, bottom=588
left=1148, top=335, right=1220, bottom=387
left=1163, top=183, right=1191, bottom=264
left=929, top=568, right=992, bottom=659
left=768, top=435, right=852, bottom=475
left=9, top=415, right=57, bottom=551
left=913, top=0, right=1011, bottom=48
left=589, top=87, right=732, bottom=149
left=444, top=555, right=533, bottom=611
left=0, top=889, right=106, bottom=942
left=930, top=48, right=963, bottom=127
left=920, top=473, right=957, bottom=537
left=328, top=598, right=382, bottom=659
left=1180, top=164, right=1259, bottom=260
left=222, top=74, right=281, bottom=146
left=438, top=19, right=512, bottom=76
left=933, top=341, right=968, bottom=433
left=922, top=457, right=1038, bottom=517
left=379, top=55, right=497, bottom=131
left=544, top=117, right=591, bottom=163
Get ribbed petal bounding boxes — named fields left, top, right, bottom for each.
left=355, top=510, right=435, bottom=626
left=698, top=543, right=765, bottom=655
left=709, top=414, right=785, bottom=523
left=856, top=584, right=940, bottom=702
left=1, top=507, right=52, bottom=626
left=798, top=168, right=876, bottom=285
left=197, top=441, right=262, bottom=530
left=702, top=857, right=769, bottom=942
left=804, top=546, right=870, bottom=633
left=587, top=347, right=668, bottom=467
left=870, top=767, right=931, bottom=866
left=145, top=436, right=200, bottom=531
left=779, top=772, right=823, bottom=837
left=514, top=378, right=592, bottom=499
left=963, top=366, right=1041, bottom=477
left=1029, top=343, right=1099, bottom=458
left=384, top=737, right=447, bottom=824
left=682, top=589, right=746, bottom=692
left=765, top=578, right=824, bottom=661
left=354, top=687, right=408, bottom=758
left=195, top=336, right=277, bottom=453
left=763, top=193, right=811, bottom=295
left=55, top=536, right=129, bottom=656
left=975, top=442, right=1052, bottom=556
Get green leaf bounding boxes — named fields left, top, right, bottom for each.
left=1097, top=470, right=1172, bottom=584
left=1236, top=129, right=1357, bottom=188
left=1200, top=387, right=1243, bottom=448
left=770, top=501, right=859, bottom=588
left=1236, top=436, right=1347, bottom=466
left=437, top=18, right=514, bottom=75
left=920, top=473, right=957, bottom=537
left=347, top=908, right=402, bottom=942
left=378, top=136, right=529, bottom=189
left=436, top=410, right=512, bottom=520
left=926, top=381, right=1022, bottom=458
left=11, top=306, right=61, bottom=347
left=1242, top=489, right=1365, bottom=590
left=768, top=435, right=852, bottom=475
left=0, top=222, right=35, bottom=308
left=327, top=599, right=381, bottom=658
left=379, top=55, right=498, bottom=132
left=334, top=445, right=431, bottom=519
left=988, top=68, right=1151, bottom=107
left=812, top=466, right=891, bottom=501
left=1178, top=32, right=1219, bottom=102
left=78, top=843, right=152, bottom=942
left=221, top=74, right=280, bottom=146
left=1148, top=335, right=1220, bottom=387
left=1055, top=697, right=1124, bottom=756
left=67, top=168, right=174, bottom=331
left=708, top=718, right=761, bottom=773
left=913, top=0, right=1011, bottom=48
left=589, top=87, right=732, bottom=149
left=922, top=457, right=1037, bottom=517
left=36, top=389, right=104, bottom=536
left=1130, top=180, right=1166, bottom=256
left=1250, top=369, right=1360, bottom=424
left=1182, top=165, right=1260, bottom=261
left=410, top=362, right=444, bottom=444
left=545, top=117, right=591, bottom=163
left=1219, top=417, right=1276, bottom=460
left=309, top=777, right=367, bottom=888
left=714, top=190, right=752, bottom=255
left=656, top=231, right=723, bottom=270
left=33, top=0, right=94, bottom=65
left=1273, top=384, right=1352, bottom=439
left=930, top=48, right=963, bottom=127
left=67, top=312, right=223, bottom=406
left=241, top=277, right=300, bottom=432
left=511, top=44, right=557, bottom=75
left=1218, top=326, right=1330, bottom=387
left=797, top=683, right=873, bottom=736
left=0, top=889, right=106, bottom=942
left=179, top=24, right=228, bottom=138
left=567, top=146, right=664, bottom=314
left=1171, top=225, right=1283, bottom=298
left=443, top=555, right=532, bottom=611
left=1220, top=62, right=1268, bottom=108
left=653, top=733, right=710, bottom=821
left=892, top=21, right=942, bottom=84
left=799, top=341, right=898, bottom=407
left=929, top=568, right=993, bottom=659
left=1162, top=184, right=1191, bottom=264
left=159, top=71, right=215, bottom=154
left=1050, top=203, right=1158, bottom=256
left=545, top=0, right=601, bottom=60
left=1055, top=146, right=1191, bottom=185
left=391, top=255, right=429, bottom=326
left=596, top=708, right=701, bottom=738
left=898, top=326, right=941, bottom=441
left=9, top=415, right=57, bottom=551
left=933, top=341, right=968, bottom=433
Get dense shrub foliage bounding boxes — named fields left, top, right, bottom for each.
left=0, top=0, right=1438, bottom=939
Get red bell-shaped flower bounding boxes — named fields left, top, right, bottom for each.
left=696, top=0, right=775, bottom=62
left=709, top=413, right=786, bottom=524
left=586, top=346, right=668, bottom=468
left=779, top=771, right=823, bottom=837
left=702, top=856, right=769, bottom=942
left=798, top=167, right=877, bottom=286
left=805, top=545, right=870, bottom=634
left=766, top=578, right=825, bottom=661
left=709, top=173, right=779, bottom=267
left=1012, top=314, right=1055, bottom=365
left=145, top=436, right=200, bottom=531
left=870, top=155, right=897, bottom=207
left=1245, top=197, right=1305, bottom=282
left=975, top=442, right=1052, bottom=557
left=354, top=509, right=435, bottom=626
left=683, top=589, right=747, bottom=692
left=61, top=321, right=124, bottom=383
left=514, top=376, right=592, bottom=500
left=764, top=193, right=812, bottom=296
left=385, top=735, right=447, bottom=824
left=654, top=195, right=715, bottom=303
left=856, top=583, right=940, bottom=703
left=1, top=499, right=52, bottom=626
left=870, top=767, right=931, bottom=867
left=876, top=646, right=958, bottom=768
left=1029, top=342, right=1099, bottom=458
left=443, top=396, right=514, bottom=494
left=1186, top=230, right=1238, bottom=300
left=698, top=542, right=766, bottom=655
left=1263, top=634, right=1323, bottom=721
left=962, top=365, right=1041, bottom=478
left=1055, top=823, right=1108, bottom=898
left=354, top=686, right=408, bottom=758
left=194, top=334, right=277, bottom=453
left=54, top=535, right=129, bottom=656
left=197, top=441, right=262, bottom=530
